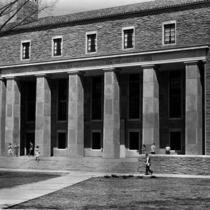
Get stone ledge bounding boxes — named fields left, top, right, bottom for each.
left=137, top=155, right=210, bottom=175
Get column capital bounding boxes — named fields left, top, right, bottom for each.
left=4, top=76, right=20, bottom=80
left=67, top=71, right=85, bottom=76
left=0, top=77, right=5, bottom=81
left=141, top=64, right=158, bottom=70
left=35, top=73, right=52, bottom=78
left=184, top=60, right=199, bottom=65
left=103, top=68, right=121, bottom=73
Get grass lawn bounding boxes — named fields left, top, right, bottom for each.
left=0, top=171, right=62, bottom=189
left=11, top=176, right=210, bottom=210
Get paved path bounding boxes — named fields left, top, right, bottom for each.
left=0, top=171, right=100, bottom=209
left=1, top=169, right=210, bottom=209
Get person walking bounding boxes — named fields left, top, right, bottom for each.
left=14, top=144, right=19, bottom=157
left=142, top=144, right=146, bottom=154
left=35, top=145, right=40, bottom=162
left=145, top=154, right=153, bottom=175
left=151, top=143, right=156, bottom=154
left=165, top=144, right=170, bottom=154
left=7, top=143, right=13, bottom=157
left=28, top=142, right=34, bottom=157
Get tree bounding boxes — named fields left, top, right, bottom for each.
left=0, top=0, right=58, bottom=34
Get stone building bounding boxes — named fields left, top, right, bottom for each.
left=0, top=0, right=209, bottom=158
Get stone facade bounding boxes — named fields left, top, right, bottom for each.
left=138, top=155, right=210, bottom=175
left=0, top=0, right=209, bottom=159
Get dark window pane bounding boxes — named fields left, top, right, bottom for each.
left=58, top=133, right=66, bottom=149
left=92, top=76, right=102, bottom=120
left=54, top=38, right=62, bottom=56
left=164, top=24, right=175, bottom=44
left=87, top=34, right=96, bottom=53
left=92, top=132, right=101, bottom=150
left=129, top=74, right=140, bottom=119
left=129, top=132, right=139, bottom=150
left=22, top=42, right=30, bottom=59
left=169, top=71, right=182, bottom=118
left=58, top=80, right=67, bottom=121
left=170, top=131, right=181, bottom=150
left=27, top=81, right=36, bottom=122
left=124, top=29, right=134, bottom=48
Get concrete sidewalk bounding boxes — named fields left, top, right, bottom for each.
left=1, top=170, right=210, bottom=209
left=0, top=171, right=99, bottom=209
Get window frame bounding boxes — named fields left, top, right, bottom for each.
left=128, top=130, right=140, bottom=151
left=122, top=26, right=135, bottom=50
left=86, top=31, right=97, bottom=54
left=91, top=76, right=103, bottom=121
left=162, top=21, right=176, bottom=46
left=57, top=131, right=67, bottom=149
left=128, top=73, right=140, bottom=120
left=52, top=36, right=63, bottom=57
left=57, top=79, right=68, bottom=122
left=21, top=40, right=31, bottom=61
left=168, top=70, right=183, bottom=120
left=91, top=130, right=102, bottom=151
left=169, top=129, right=182, bottom=151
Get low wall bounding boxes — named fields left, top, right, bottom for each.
left=137, top=155, right=210, bottom=175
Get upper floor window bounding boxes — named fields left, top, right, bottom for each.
left=52, top=37, right=62, bottom=57
left=163, top=21, right=176, bottom=45
left=86, top=32, right=97, bottom=53
left=123, top=27, right=134, bottom=49
left=21, top=41, right=31, bottom=60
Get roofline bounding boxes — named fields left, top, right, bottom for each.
left=2, top=0, right=210, bottom=33
left=0, top=45, right=208, bottom=70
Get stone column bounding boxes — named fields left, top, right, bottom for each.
left=103, top=68, right=120, bottom=159
left=185, top=61, right=202, bottom=155
left=5, top=78, right=21, bottom=154
left=0, top=78, right=6, bottom=156
left=67, top=71, right=84, bottom=157
left=35, top=75, right=51, bottom=157
left=142, top=65, right=159, bottom=153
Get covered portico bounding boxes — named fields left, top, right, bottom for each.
left=0, top=45, right=207, bottom=158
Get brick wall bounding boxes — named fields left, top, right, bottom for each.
left=138, top=155, right=210, bottom=175
left=0, top=5, right=210, bottom=66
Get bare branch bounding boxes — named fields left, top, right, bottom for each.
left=0, top=0, right=59, bottom=34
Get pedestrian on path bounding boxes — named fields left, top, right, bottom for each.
left=145, top=154, right=153, bottom=175
left=28, top=142, right=34, bottom=157
left=142, top=144, right=146, bottom=154
left=7, top=143, right=13, bottom=157
left=14, top=144, right=19, bottom=157
left=35, top=145, right=40, bottom=162
left=151, top=143, right=156, bottom=154
left=165, top=144, right=170, bottom=154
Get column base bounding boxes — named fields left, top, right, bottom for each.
left=103, top=143, right=120, bottom=159
left=67, top=144, right=84, bottom=158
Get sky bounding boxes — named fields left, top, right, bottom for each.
left=44, top=0, right=153, bottom=17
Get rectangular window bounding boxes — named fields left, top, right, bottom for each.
left=123, top=28, right=134, bottom=49
left=170, top=131, right=181, bottom=150
left=129, top=132, right=139, bottom=150
left=92, top=76, right=102, bottom=120
left=163, top=23, right=176, bottom=45
left=22, top=42, right=30, bottom=60
left=169, top=71, right=182, bottom=118
left=58, top=79, right=67, bottom=121
left=87, top=33, right=97, bottom=53
left=27, top=81, right=36, bottom=122
left=58, top=132, right=66, bottom=149
left=129, top=74, right=140, bottom=119
left=92, top=132, right=101, bottom=150
left=53, top=38, right=62, bottom=56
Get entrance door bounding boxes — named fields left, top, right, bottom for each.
left=26, top=132, right=35, bottom=156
